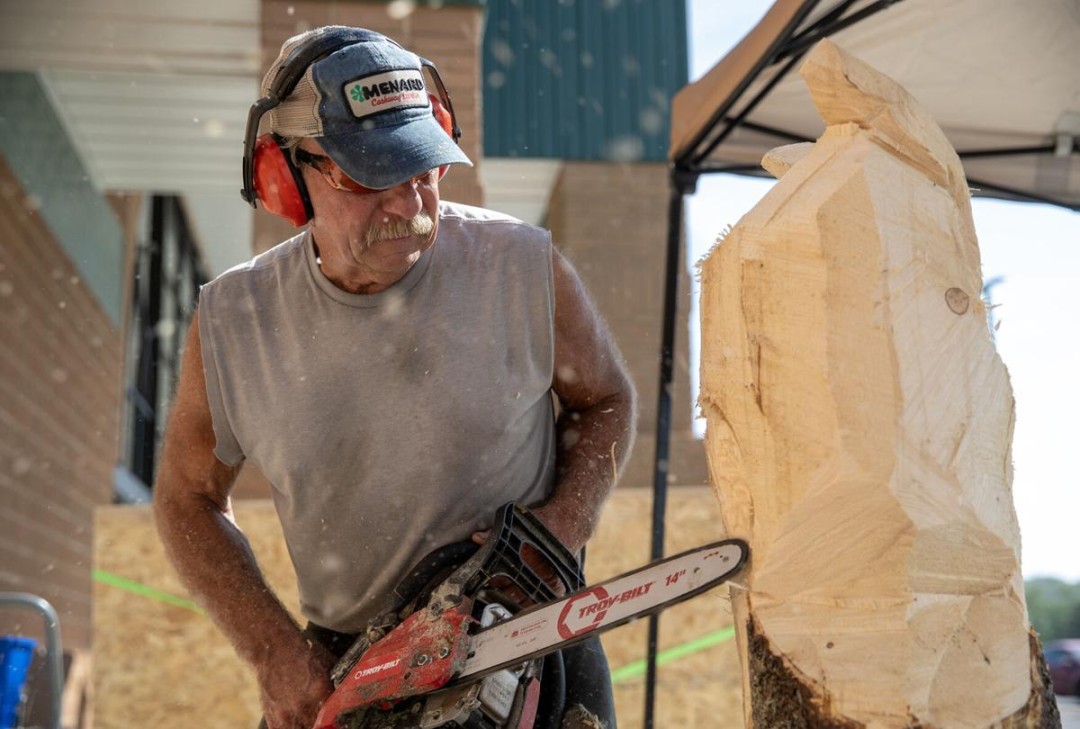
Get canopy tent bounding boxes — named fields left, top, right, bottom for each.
left=640, top=2, right=1079, bottom=725
left=672, top=0, right=1080, bottom=208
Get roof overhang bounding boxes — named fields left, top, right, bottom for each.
left=0, top=0, right=260, bottom=275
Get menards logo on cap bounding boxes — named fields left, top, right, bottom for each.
left=344, top=69, right=428, bottom=119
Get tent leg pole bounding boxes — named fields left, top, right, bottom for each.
left=644, top=168, right=695, bottom=729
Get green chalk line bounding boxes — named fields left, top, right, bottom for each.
left=93, top=569, right=204, bottom=614
left=609, top=626, right=735, bottom=683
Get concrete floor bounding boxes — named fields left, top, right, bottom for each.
left=1060, top=694, right=1080, bottom=728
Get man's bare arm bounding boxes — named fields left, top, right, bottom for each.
left=153, top=313, right=333, bottom=729
left=534, top=248, right=637, bottom=554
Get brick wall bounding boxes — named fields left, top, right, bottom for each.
left=546, top=161, right=707, bottom=490
left=0, top=157, right=123, bottom=650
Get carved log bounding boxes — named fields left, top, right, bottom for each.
left=699, top=40, right=1059, bottom=728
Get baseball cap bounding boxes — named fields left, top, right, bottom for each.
left=263, top=26, right=472, bottom=190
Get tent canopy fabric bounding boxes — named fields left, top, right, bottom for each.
left=671, top=0, right=1080, bottom=211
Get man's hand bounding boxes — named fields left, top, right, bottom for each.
left=256, top=638, right=337, bottom=729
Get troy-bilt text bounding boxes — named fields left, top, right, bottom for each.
left=354, top=657, right=402, bottom=680
left=577, top=581, right=655, bottom=620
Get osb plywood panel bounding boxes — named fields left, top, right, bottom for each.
left=93, top=502, right=297, bottom=729
left=93, top=488, right=744, bottom=728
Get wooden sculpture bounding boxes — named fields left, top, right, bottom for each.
left=698, top=40, right=1059, bottom=727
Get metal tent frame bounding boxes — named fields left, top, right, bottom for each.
left=643, top=0, right=1079, bottom=724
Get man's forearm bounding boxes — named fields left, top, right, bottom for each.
left=544, top=391, right=636, bottom=553
left=154, top=490, right=306, bottom=668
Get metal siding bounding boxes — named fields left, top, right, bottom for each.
left=0, top=73, right=125, bottom=327
left=483, top=0, right=688, bottom=161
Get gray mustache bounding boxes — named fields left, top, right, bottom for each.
left=364, top=211, right=435, bottom=247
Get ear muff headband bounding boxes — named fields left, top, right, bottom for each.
left=244, top=31, right=373, bottom=225
left=241, top=29, right=376, bottom=207
left=241, top=32, right=463, bottom=227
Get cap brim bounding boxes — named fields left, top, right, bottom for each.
left=317, top=113, right=473, bottom=190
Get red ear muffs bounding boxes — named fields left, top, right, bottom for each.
left=252, top=135, right=311, bottom=227
left=429, top=93, right=453, bottom=181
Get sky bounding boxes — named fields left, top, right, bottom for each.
left=685, top=1, right=1080, bottom=581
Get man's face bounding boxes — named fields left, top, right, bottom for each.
left=297, top=139, right=441, bottom=292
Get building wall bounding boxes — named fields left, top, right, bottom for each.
left=483, top=0, right=688, bottom=162
left=546, top=161, right=706, bottom=490
left=0, top=73, right=126, bottom=328
left=0, top=157, right=123, bottom=650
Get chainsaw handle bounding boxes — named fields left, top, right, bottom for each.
left=390, top=503, right=586, bottom=615
left=385, top=502, right=588, bottom=618
left=504, top=502, right=587, bottom=592
left=466, top=503, right=587, bottom=603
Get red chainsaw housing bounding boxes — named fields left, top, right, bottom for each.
left=309, top=503, right=590, bottom=728
left=312, top=599, right=474, bottom=729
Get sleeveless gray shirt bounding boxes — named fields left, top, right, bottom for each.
left=198, top=202, right=556, bottom=632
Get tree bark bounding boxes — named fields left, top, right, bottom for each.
left=699, top=39, right=1059, bottom=728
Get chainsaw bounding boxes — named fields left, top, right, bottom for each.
left=312, top=503, right=748, bottom=729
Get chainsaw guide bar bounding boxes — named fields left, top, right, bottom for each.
left=457, top=538, right=748, bottom=682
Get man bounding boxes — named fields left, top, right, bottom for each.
left=154, top=26, right=636, bottom=729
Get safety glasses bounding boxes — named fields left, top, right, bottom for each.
left=293, top=149, right=435, bottom=194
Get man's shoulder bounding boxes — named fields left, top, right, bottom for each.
left=438, top=201, right=545, bottom=232
left=199, top=231, right=308, bottom=311
left=436, top=202, right=553, bottom=285
left=205, top=232, right=308, bottom=288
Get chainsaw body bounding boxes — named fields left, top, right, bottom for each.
left=311, top=504, right=751, bottom=729
left=313, top=504, right=585, bottom=729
